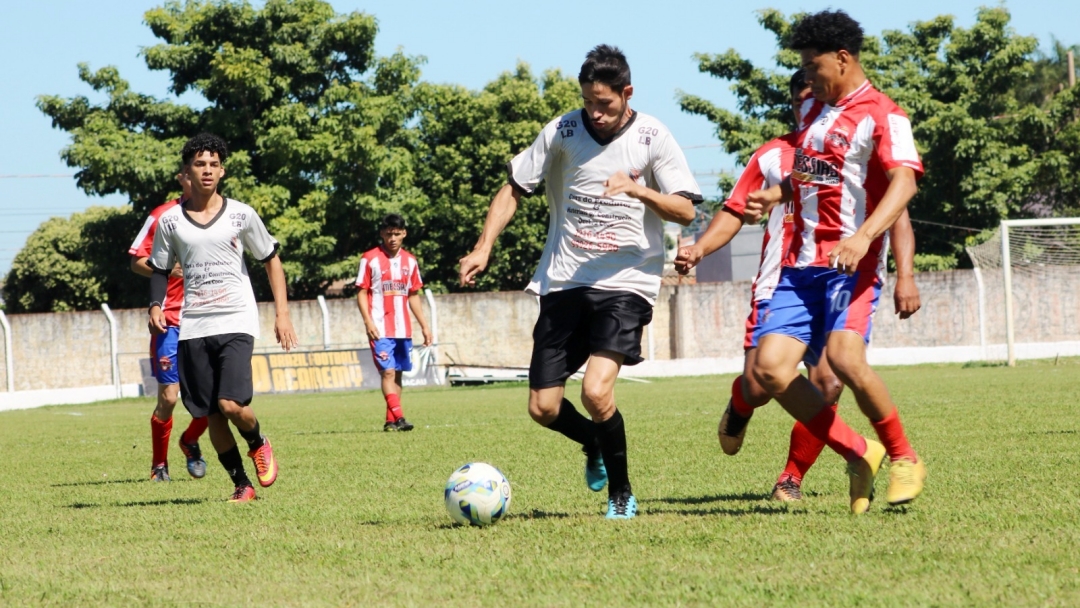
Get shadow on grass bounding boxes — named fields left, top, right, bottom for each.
left=505, top=509, right=571, bottom=520
left=66, top=502, right=101, bottom=509
left=115, top=498, right=209, bottom=507
left=666, top=504, right=802, bottom=517
left=52, top=477, right=147, bottom=488
left=292, top=429, right=380, bottom=436
left=1032, top=429, right=1078, bottom=435
left=642, top=492, right=770, bottom=505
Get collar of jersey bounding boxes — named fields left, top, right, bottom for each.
left=581, top=108, right=638, bottom=146
left=833, top=80, right=874, bottom=108
left=181, top=197, right=229, bottom=230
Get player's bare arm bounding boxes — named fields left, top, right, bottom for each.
left=747, top=177, right=793, bottom=210
left=674, top=208, right=744, bottom=275
left=828, top=166, right=918, bottom=274
left=459, top=183, right=522, bottom=286
left=356, top=288, right=381, bottom=342
left=603, top=172, right=695, bottom=225
left=407, top=292, right=433, bottom=347
left=132, top=256, right=183, bottom=279
left=264, top=255, right=298, bottom=352
left=888, top=208, right=921, bottom=319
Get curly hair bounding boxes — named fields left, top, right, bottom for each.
left=181, top=132, right=229, bottom=166
left=579, top=44, right=631, bottom=92
left=790, top=10, right=865, bottom=56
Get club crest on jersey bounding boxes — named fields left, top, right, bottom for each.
left=159, top=356, right=173, bottom=371
left=792, top=148, right=841, bottom=185
left=825, top=127, right=851, bottom=150
left=628, top=168, right=643, bottom=183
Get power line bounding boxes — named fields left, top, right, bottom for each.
left=0, top=174, right=76, bottom=179
left=909, top=218, right=983, bottom=232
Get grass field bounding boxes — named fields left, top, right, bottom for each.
left=1, top=358, right=1078, bottom=606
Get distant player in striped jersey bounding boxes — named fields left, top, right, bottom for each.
left=129, top=170, right=208, bottom=482
left=676, top=70, right=922, bottom=502
left=356, top=214, right=433, bottom=432
left=749, top=10, right=927, bottom=512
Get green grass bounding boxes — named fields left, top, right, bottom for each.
left=2, top=359, right=1079, bottom=606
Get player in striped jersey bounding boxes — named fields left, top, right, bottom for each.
left=749, top=10, right=927, bottom=512
left=129, top=170, right=208, bottom=482
left=677, top=70, right=922, bottom=502
left=356, top=214, right=433, bottom=432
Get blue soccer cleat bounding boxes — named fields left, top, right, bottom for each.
left=584, top=449, right=607, bottom=492
left=605, top=492, right=637, bottom=519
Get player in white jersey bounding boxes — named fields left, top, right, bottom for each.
left=149, top=133, right=298, bottom=503
left=459, top=45, right=702, bottom=519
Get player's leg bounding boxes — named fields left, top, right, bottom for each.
left=719, top=346, right=773, bottom=455
left=823, top=269, right=924, bottom=505
left=528, top=289, right=605, bottom=491
left=215, top=333, right=277, bottom=491
left=149, top=330, right=178, bottom=481
left=772, top=350, right=841, bottom=501
left=154, top=325, right=209, bottom=479
left=372, top=338, right=404, bottom=430
left=391, top=339, right=414, bottom=431
left=752, top=268, right=885, bottom=514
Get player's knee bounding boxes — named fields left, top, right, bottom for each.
left=815, top=375, right=844, bottom=404
left=580, top=381, right=613, bottom=410
left=740, top=374, right=772, bottom=407
left=217, top=399, right=243, bottom=418
left=528, top=395, right=559, bottom=425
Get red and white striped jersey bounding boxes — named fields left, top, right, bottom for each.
left=722, top=133, right=798, bottom=302
left=787, top=81, right=923, bottom=274
left=355, top=247, right=424, bottom=339
left=129, top=199, right=184, bottom=327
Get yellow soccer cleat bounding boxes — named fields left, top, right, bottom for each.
left=846, top=439, right=886, bottom=514
left=887, top=457, right=926, bottom=506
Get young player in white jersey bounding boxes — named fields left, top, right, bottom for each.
left=148, top=133, right=298, bottom=502
left=356, top=213, right=433, bottom=432
left=129, top=170, right=208, bottom=481
left=676, top=71, right=922, bottom=502
left=459, top=45, right=702, bottom=519
left=748, top=10, right=927, bottom=513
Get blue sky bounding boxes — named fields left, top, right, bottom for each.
left=1, top=0, right=1077, bottom=275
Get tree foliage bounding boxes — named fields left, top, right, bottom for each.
left=19, top=0, right=580, bottom=311
left=679, top=7, right=1080, bottom=267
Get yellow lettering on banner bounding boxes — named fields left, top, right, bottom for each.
left=251, top=355, right=272, bottom=393
left=347, top=364, right=364, bottom=387
left=331, top=366, right=347, bottom=389
left=320, top=367, right=333, bottom=389
left=271, top=369, right=286, bottom=392
left=270, top=353, right=310, bottom=368
left=285, top=368, right=297, bottom=391
left=297, top=368, right=312, bottom=391
left=310, top=353, right=326, bottom=366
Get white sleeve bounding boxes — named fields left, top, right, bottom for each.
left=148, top=217, right=174, bottom=272
left=240, top=208, right=279, bottom=262
left=507, top=118, right=562, bottom=194
left=650, top=128, right=704, bottom=202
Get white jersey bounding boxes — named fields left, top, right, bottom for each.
left=508, top=110, right=702, bottom=305
left=149, top=198, right=279, bottom=341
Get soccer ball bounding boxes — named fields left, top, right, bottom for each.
left=444, top=462, right=512, bottom=526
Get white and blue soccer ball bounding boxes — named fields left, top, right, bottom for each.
left=444, top=462, right=512, bottom=526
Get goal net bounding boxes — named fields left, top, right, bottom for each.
left=966, top=218, right=1080, bottom=365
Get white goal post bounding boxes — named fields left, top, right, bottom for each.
left=974, top=218, right=1080, bottom=366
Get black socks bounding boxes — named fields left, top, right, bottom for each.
left=547, top=399, right=600, bottom=456
left=237, top=420, right=264, bottom=451
left=596, top=409, right=631, bottom=497
left=217, top=445, right=251, bottom=487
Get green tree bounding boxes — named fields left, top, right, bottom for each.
left=679, top=7, right=1080, bottom=268
left=30, top=0, right=422, bottom=309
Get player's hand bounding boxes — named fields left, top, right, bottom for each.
left=275, top=314, right=298, bottom=352
left=365, top=323, right=381, bottom=343
left=458, top=249, right=490, bottom=287
left=674, top=245, right=704, bottom=275
left=893, top=275, right=922, bottom=320
left=148, top=306, right=167, bottom=335
left=169, top=264, right=183, bottom=279
left=603, top=171, right=642, bottom=199
left=748, top=184, right=784, bottom=209
left=743, top=198, right=766, bottom=224
left=828, top=233, right=871, bottom=276
left=421, top=327, right=433, bottom=347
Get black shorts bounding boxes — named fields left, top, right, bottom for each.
left=529, top=287, right=653, bottom=389
left=178, top=333, right=255, bottom=418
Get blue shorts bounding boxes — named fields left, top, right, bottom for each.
left=150, top=326, right=180, bottom=385
left=755, top=266, right=882, bottom=365
left=370, top=338, right=413, bottom=372
left=744, top=299, right=770, bottom=350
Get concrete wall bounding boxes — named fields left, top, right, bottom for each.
left=0, top=266, right=1076, bottom=393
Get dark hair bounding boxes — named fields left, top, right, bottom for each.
left=181, top=133, right=229, bottom=165
left=788, top=69, right=807, bottom=97
left=380, top=213, right=406, bottom=230
left=790, top=10, right=865, bottom=56
left=578, top=44, right=631, bottom=91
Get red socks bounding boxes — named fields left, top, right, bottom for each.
left=150, top=415, right=173, bottom=467
left=181, top=416, right=208, bottom=446
left=730, top=376, right=755, bottom=417
left=871, top=408, right=917, bottom=462
left=385, top=393, right=403, bottom=422
left=802, top=405, right=867, bottom=463
left=781, top=403, right=834, bottom=482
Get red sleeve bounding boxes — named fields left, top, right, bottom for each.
left=722, top=148, right=769, bottom=216
left=356, top=255, right=373, bottom=289
left=131, top=215, right=158, bottom=258
left=872, top=104, right=924, bottom=179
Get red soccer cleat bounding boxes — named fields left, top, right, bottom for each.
left=248, top=435, right=278, bottom=488
left=228, top=484, right=256, bottom=503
